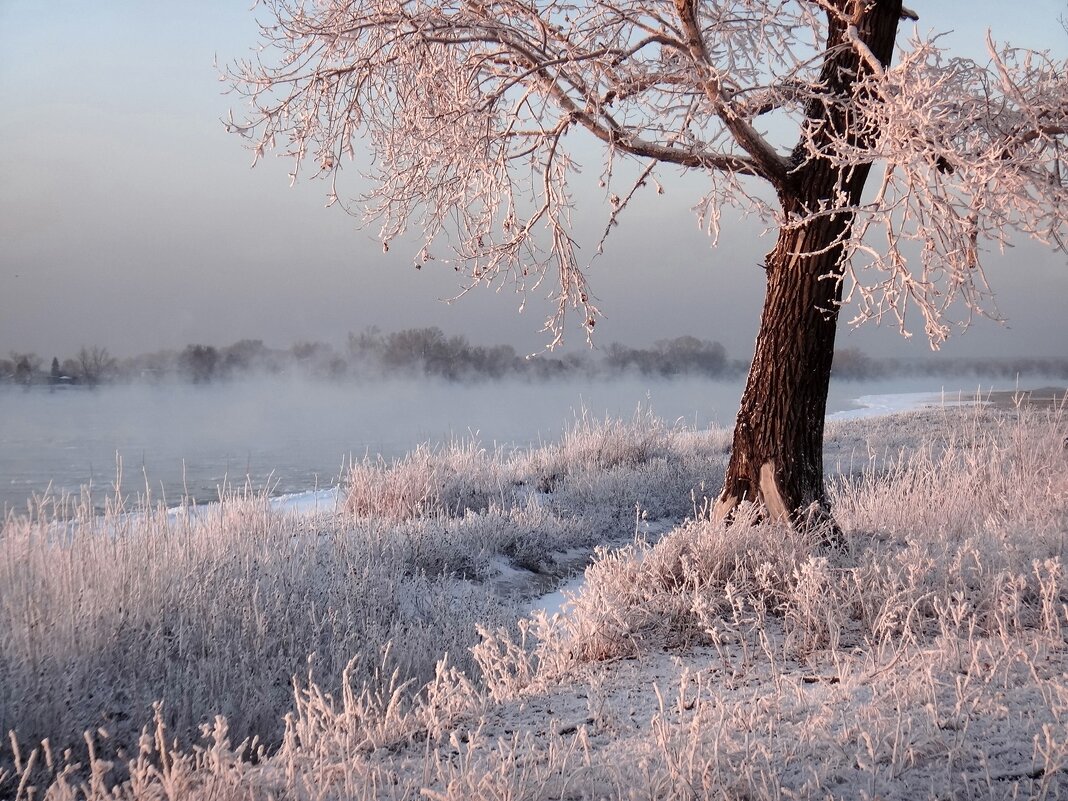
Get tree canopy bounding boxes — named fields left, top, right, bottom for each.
left=227, top=0, right=1067, bottom=346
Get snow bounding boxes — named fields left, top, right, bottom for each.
left=269, top=486, right=341, bottom=515
left=528, top=571, right=586, bottom=618
left=528, top=519, right=674, bottom=617
left=828, top=389, right=977, bottom=420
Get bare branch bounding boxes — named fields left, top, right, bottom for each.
left=825, top=33, right=1068, bottom=345
left=670, top=0, right=791, bottom=185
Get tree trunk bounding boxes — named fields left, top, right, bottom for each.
left=714, top=0, right=903, bottom=530
left=713, top=212, right=853, bottom=530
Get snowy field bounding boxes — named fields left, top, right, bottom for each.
left=1, top=397, right=1066, bottom=799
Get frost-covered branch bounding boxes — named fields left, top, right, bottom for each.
left=823, top=34, right=1068, bottom=345
left=226, top=1, right=1066, bottom=347
left=225, top=0, right=830, bottom=340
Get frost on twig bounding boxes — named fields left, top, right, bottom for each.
left=225, top=1, right=1067, bottom=348
left=823, top=34, right=1068, bottom=346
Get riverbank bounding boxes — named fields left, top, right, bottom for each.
left=829, top=384, right=1068, bottom=421
left=6, top=374, right=1064, bottom=514
left=2, top=402, right=1066, bottom=799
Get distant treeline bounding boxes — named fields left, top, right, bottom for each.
left=2, top=331, right=1066, bottom=387
left=829, top=347, right=1068, bottom=381
left=1, top=330, right=748, bottom=386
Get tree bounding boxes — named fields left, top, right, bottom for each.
left=60, top=358, right=81, bottom=380
left=180, top=345, right=219, bottom=384
left=10, top=352, right=40, bottom=387
left=227, top=1, right=1067, bottom=529
left=220, top=338, right=268, bottom=375
left=606, top=336, right=731, bottom=377
left=77, top=346, right=117, bottom=388
left=291, top=340, right=349, bottom=378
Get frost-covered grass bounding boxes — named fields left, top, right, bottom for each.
left=2, top=404, right=1066, bottom=799
left=0, top=413, right=726, bottom=782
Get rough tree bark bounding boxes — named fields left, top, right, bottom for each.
left=714, top=0, right=904, bottom=530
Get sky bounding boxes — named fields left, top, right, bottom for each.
left=0, top=1, right=1065, bottom=362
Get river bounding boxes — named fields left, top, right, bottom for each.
left=0, top=373, right=1034, bottom=514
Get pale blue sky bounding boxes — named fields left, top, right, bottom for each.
left=1, top=1, right=1065, bottom=360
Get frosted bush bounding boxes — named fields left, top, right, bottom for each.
left=345, top=439, right=512, bottom=520
left=831, top=406, right=1068, bottom=543
left=529, top=413, right=731, bottom=530
left=379, top=498, right=593, bottom=579
left=0, top=489, right=511, bottom=772
left=516, top=505, right=822, bottom=672
left=515, top=410, right=728, bottom=491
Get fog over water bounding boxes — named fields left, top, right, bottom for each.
left=1, top=374, right=1050, bottom=514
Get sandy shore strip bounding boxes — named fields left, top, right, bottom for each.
left=982, top=385, right=1068, bottom=410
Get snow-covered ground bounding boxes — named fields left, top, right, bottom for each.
left=2, top=396, right=1066, bottom=800
left=268, top=485, right=342, bottom=515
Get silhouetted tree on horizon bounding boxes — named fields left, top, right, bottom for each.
left=12, top=353, right=40, bottom=387
left=180, top=345, right=219, bottom=384
left=77, top=346, right=117, bottom=388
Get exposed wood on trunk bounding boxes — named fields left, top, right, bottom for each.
left=758, top=461, right=790, bottom=523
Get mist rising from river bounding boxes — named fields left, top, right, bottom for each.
left=0, top=373, right=1051, bottom=514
